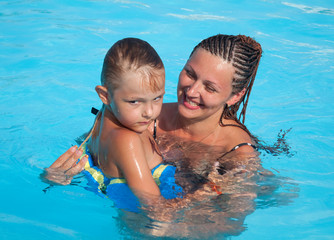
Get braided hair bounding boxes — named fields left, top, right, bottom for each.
left=190, top=34, right=262, bottom=136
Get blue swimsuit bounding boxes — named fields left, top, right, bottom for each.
left=80, top=145, right=183, bottom=212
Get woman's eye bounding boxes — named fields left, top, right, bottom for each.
left=185, top=69, right=194, bottom=79
left=205, top=85, right=216, bottom=93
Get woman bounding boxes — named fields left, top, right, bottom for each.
left=44, top=34, right=262, bottom=189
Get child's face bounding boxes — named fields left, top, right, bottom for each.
left=109, top=69, right=165, bottom=133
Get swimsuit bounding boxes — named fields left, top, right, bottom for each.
left=221, top=142, right=257, bottom=158
left=80, top=144, right=183, bottom=212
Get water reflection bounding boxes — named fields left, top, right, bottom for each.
left=112, top=134, right=299, bottom=239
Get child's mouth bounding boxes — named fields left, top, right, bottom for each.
left=139, top=121, right=151, bottom=125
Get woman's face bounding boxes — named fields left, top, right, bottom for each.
left=177, top=48, right=236, bottom=122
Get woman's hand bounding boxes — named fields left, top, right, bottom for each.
left=41, top=146, right=88, bottom=185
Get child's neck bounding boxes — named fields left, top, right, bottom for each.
left=102, top=105, right=124, bottom=129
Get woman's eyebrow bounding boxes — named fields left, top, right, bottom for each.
left=186, top=64, right=219, bottom=87
left=185, top=64, right=198, bottom=78
left=203, top=79, right=220, bottom=89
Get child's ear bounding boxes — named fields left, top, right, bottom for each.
left=226, top=88, right=246, bottom=106
left=95, top=85, right=111, bottom=105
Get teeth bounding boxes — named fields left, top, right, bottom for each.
left=186, top=96, right=198, bottom=106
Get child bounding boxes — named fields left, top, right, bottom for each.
left=75, top=38, right=182, bottom=211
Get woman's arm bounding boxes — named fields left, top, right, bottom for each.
left=41, top=146, right=88, bottom=185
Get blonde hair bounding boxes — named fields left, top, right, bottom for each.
left=101, top=38, right=165, bottom=93
left=79, top=38, right=165, bottom=149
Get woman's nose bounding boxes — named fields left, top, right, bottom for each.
left=186, top=81, right=201, bottom=97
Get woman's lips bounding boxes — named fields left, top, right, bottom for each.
left=183, top=93, right=201, bottom=110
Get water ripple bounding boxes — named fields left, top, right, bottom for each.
left=0, top=213, right=78, bottom=237
left=167, top=13, right=233, bottom=21
left=282, top=2, right=334, bottom=15
left=114, top=0, right=150, bottom=8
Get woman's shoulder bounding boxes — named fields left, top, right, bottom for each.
left=218, top=119, right=255, bottom=153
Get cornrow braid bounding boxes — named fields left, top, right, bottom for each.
left=190, top=34, right=262, bottom=136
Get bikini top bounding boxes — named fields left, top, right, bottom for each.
left=220, top=142, right=257, bottom=158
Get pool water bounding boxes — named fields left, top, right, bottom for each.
left=1, top=0, right=333, bottom=239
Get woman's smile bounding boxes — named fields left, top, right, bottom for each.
left=183, top=92, right=202, bottom=110
left=177, top=48, right=235, bottom=120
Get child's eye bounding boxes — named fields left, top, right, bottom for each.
left=128, top=100, right=139, bottom=104
left=153, top=96, right=162, bottom=101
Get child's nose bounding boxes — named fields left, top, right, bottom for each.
left=143, top=103, right=153, bottom=118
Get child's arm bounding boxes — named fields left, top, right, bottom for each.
left=104, top=130, right=161, bottom=203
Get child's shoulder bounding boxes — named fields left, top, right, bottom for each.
left=103, top=128, right=145, bottom=159
left=108, top=127, right=142, bottom=145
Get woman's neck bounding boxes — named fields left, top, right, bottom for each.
left=174, top=111, right=221, bottom=143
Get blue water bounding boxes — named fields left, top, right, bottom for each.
left=1, top=0, right=333, bottom=239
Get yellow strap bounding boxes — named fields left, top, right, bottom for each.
left=106, top=164, right=168, bottom=186
left=85, top=167, right=105, bottom=185
left=152, top=164, right=167, bottom=186
left=78, top=143, right=93, bottom=170
left=109, top=178, right=127, bottom=184
left=81, top=141, right=167, bottom=189
left=79, top=143, right=106, bottom=190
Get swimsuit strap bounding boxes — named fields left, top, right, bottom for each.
left=219, top=142, right=257, bottom=159
left=229, top=142, right=257, bottom=152
left=153, top=119, right=157, bottom=140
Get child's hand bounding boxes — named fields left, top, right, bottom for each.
left=41, top=146, right=88, bottom=185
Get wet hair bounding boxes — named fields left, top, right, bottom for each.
left=190, top=34, right=262, bottom=136
left=76, top=38, right=165, bottom=150
left=101, top=37, right=164, bottom=93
